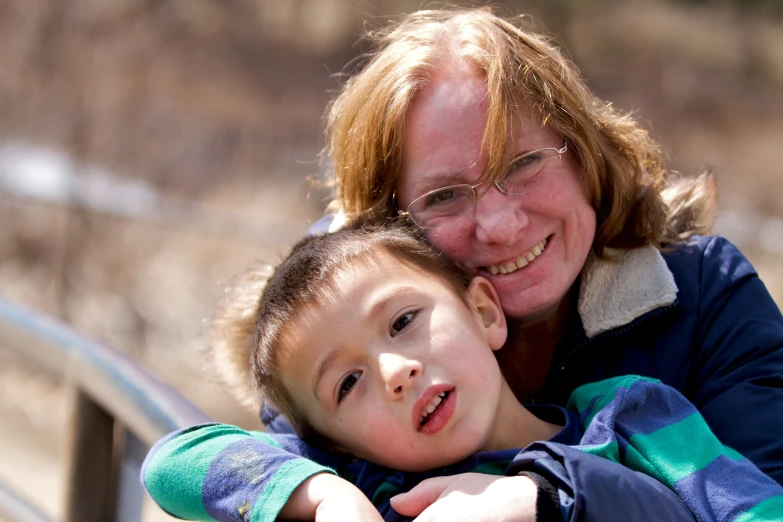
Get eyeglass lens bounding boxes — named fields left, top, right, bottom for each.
left=406, top=144, right=564, bottom=229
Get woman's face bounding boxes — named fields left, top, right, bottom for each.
left=396, top=64, right=597, bottom=323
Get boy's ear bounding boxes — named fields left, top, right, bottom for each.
left=466, top=276, right=507, bottom=351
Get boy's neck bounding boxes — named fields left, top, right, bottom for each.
left=481, top=377, right=563, bottom=452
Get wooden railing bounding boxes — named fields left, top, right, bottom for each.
left=0, top=298, right=212, bottom=522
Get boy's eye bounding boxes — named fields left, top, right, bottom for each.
left=390, top=310, right=419, bottom=337
left=337, top=371, right=361, bottom=403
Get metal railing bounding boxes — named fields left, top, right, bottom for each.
left=0, top=298, right=212, bottom=522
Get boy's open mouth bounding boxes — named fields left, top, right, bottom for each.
left=418, top=389, right=452, bottom=429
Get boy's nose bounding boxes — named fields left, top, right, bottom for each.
left=378, top=352, right=423, bottom=398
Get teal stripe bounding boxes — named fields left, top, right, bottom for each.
left=733, top=495, right=783, bottom=522
left=627, top=412, right=742, bottom=484
left=249, top=459, right=335, bottom=522
left=371, top=480, right=401, bottom=505
left=143, top=426, right=259, bottom=521
left=578, top=440, right=621, bottom=465
left=472, top=460, right=511, bottom=476
left=249, top=431, right=283, bottom=449
left=622, top=441, right=669, bottom=486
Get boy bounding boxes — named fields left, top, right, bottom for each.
left=142, top=219, right=783, bottom=522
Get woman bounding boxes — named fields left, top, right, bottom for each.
left=165, top=7, right=783, bottom=521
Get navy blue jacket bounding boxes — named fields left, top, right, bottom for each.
left=536, top=235, right=783, bottom=488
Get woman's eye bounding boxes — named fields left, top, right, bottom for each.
left=511, top=152, right=541, bottom=172
left=337, top=371, right=361, bottom=403
left=504, top=153, right=543, bottom=189
left=425, top=189, right=455, bottom=207
left=391, top=310, right=419, bottom=337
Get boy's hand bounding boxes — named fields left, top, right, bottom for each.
left=390, top=473, right=537, bottom=522
left=279, top=472, right=383, bottom=522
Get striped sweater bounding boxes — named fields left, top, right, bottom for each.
left=142, top=376, right=783, bottom=521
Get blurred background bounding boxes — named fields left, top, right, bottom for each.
left=0, top=0, right=781, bottom=520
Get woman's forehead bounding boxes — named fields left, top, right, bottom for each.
left=398, top=76, right=486, bottom=198
left=399, top=97, right=555, bottom=198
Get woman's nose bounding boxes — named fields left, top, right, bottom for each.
left=378, top=352, right=423, bottom=398
left=473, top=188, right=528, bottom=246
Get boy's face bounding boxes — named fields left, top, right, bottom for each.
left=277, top=250, right=509, bottom=472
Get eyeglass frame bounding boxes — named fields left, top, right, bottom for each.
left=397, top=140, right=568, bottom=230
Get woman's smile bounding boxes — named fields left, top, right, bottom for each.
left=482, top=236, right=549, bottom=275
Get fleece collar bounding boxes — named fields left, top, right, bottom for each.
left=578, top=244, right=679, bottom=338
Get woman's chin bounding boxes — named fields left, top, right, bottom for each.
left=491, top=261, right=579, bottom=323
left=497, top=281, right=569, bottom=325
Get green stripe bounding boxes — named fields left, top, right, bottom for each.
left=371, top=480, right=401, bottom=505
left=249, top=459, right=334, bottom=522
left=578, top=440, right=621, bottom=465
left=733, top=495, right=783, bottom=522
left=143, top=427, right=257, bottom=521
left=622, top=442, right=668, bottom=485
left=249, top=431, right=283, bottom=449
left=471, top=460, right=511, bottom=476
left=627, top=412, right=742, bottom=484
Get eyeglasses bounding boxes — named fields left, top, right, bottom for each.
left=398, top=141, right=568, bottom=230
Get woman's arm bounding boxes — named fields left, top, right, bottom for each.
left=141, top=423, right=381, bottom=522
left=391, top=451, right=696, bottom=522
left=568, top=375, right=783, bottom=520
left=687, top=236, right=783, bottom=484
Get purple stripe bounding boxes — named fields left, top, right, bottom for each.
left=203, top=438, right=291, bottom=521
left=582, top=381, right=696, bottom=444
left=674, top=454, right=782, bottom=521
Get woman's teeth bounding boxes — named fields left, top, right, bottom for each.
left=486, top=238, right=548, bottom=275
left=420, top=392, right=446, bottom=424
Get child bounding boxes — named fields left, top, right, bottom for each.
left=142, top=218, right=783, bottom=522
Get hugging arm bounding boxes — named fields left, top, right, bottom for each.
left=142, top=421, right=689, bottom=522
left=141, top=423, right=382, bottom=522
left=395, top=375, right=783, bottom=522
left=390, top=431, right=696, bottom=521
left=392, top=379, right=699, bottom=522
left=562, top=376, right=783, bottom=520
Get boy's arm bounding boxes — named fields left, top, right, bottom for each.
left=141, top=423, right=382, bottom=522
left=568, top=375, right=783, bottom=521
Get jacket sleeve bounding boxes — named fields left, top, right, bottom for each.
left=689, top=236, right=783, bottom=485
left=508, top=443, right=696, bottom=522
left=567, top=376, right=783, bottom=521
left=506, top=379, right=697, bottom=521
left=140, top=423, right=412, bottom=522
left=140, top=423, right=336, bottom=522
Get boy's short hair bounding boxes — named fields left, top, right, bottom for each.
left=251, top=216, right=470, bottom=440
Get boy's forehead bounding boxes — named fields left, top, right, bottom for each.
left=287, top=250, right=447, bottom=340
left=327, top=252, right=425, bottom=303
left=327, top=249, right=452, bottom=299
